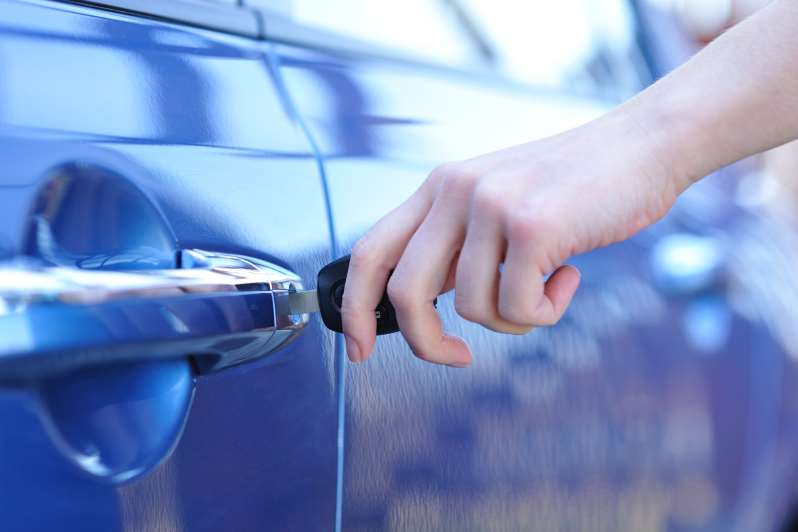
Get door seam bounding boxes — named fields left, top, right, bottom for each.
left=263, top=44, right=347, bottom=532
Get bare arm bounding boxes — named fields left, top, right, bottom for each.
left=633, top=0, right=798, bottom=187
left=341, top=0, right=798, bottom=366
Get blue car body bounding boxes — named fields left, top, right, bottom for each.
left=1, top=1, right=797, bottom=531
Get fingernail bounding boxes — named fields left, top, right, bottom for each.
left=444, top=335, right=472, bottom=368
left=345, top=335, right=361, bottom=362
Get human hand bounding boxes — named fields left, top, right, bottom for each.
left=341, top=110, right=685, bottom=366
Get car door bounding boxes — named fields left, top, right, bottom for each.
left=268, top=2, right=798, bottom=531
left=0, top=1, right=338, bottom=531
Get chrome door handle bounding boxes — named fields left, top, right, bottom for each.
left=0, top=249, right=308, bottom=379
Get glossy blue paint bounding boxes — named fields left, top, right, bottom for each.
left=276, top=42, right=798, bottom=531
left=3, top=1, right=798, bottom=531
left=0, top=2, right=337, bottom=531
left=0, top=288, right=276, bottom=376
left=36, top=359, right=194, bottom=483
left=25, top=163, right=177, bottom=270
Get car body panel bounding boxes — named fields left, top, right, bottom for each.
left=3, top=1, right=798, bottom=531
left=0, top=2, right=337, bottom=531
left=276, top=43, right=798, bottom=531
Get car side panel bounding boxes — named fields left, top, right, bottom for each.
left=0, top=2, right=337, bottom=531
left=276, top=44, right=788, bottom=531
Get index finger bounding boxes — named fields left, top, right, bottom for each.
left=341, top=178, right=439, bottom=362
left=387, top=193, right=473, bottom=367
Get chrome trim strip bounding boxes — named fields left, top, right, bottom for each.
left=46, top=0, right=528, bottom=91
left=0, top=249, right=300, bottom=308
left=54, top=0, right=260, bottom=38
left=0, top=249, right=308, bottom=377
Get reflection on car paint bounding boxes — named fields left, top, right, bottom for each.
left=0, top=3, right=338, bottom=530
left=278, top=42, right=798, bottom=531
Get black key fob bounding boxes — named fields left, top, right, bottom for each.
left=317, top=255, right=436, bottom=335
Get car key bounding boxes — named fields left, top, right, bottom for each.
left=286, top=255, right=435, bottom=335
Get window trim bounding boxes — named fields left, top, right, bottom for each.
left=48, top=0, right=639, bottom=99
left=54, top=0, right=495, bottom=77
left=60, top=0, right=261, bottom=37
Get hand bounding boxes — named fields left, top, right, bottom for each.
left=341, top=110, right=684, bottom=366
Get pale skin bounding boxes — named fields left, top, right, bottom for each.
left=341, top=0, right=798, bottom=367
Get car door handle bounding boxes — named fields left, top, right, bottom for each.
left=0, top=249, right=308, bottom=379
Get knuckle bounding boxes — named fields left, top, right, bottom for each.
left=386, top=277, right=412, bottom=309
left=472, top=182, right=507, bottom=216
left=339, top=293, right=360, bottom=315
left=497, top=299, right=538, bottom=327
left=341, top=294, right=368, bottom=322
left=437, top=165, right=478, bottom=199
left=430, top=161, right=468, bottom=181
left=429, top=162, right=456, bottom=181
left=454, top=294, right=486, bottom=323
left=505, top=210, right=549, bottom=242
left=350, top=236, right=379, bottom=269
left=506, top=304, right=559, bottom=327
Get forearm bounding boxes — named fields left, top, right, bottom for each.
left=341, top=0, right=798, bottom=363
left=622, top=0, right=798, bottom=190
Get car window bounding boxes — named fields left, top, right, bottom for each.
left=289, top=0, right=478, bottom=65
left=463, top=0, right=646, bottom=97
left=285, top=0, right=646, bottom=97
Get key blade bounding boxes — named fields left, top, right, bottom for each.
left=286, top=288, right=320, bottom=314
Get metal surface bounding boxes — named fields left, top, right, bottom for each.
left=0, top=251, right=298, bottom=307
left=276, top=38, right=798, bottom=532
left=36, top=358, right=196, bottom=484
left=287, top=288, right=321, bottom=315
left=4, top=0, right=798, bottom=531
left=0, top=249, right=308, bottom=378
left=0, top=2, right=337, bottom=530
left=55, top=0, right=260, bottom=37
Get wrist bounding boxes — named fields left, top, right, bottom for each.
left=622, top=78, right=729, bottom=194
left=583, top=99, right=690, bottom=199
left=621, top=94, right=697, bottom=194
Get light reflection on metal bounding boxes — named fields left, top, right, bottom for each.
left=0, top=249, right=309, bottom=377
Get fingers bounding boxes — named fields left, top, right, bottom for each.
left=498, top=218, right=581, bottom=325
left=345, top=167, right=585, bottom=367
left=440, top=252, right=459, bottom=294
left=341, top=179, right=438, bottom=362
left=387, top=179, right=473, bottom=367
left=454, top=191, right=533, bottom=335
